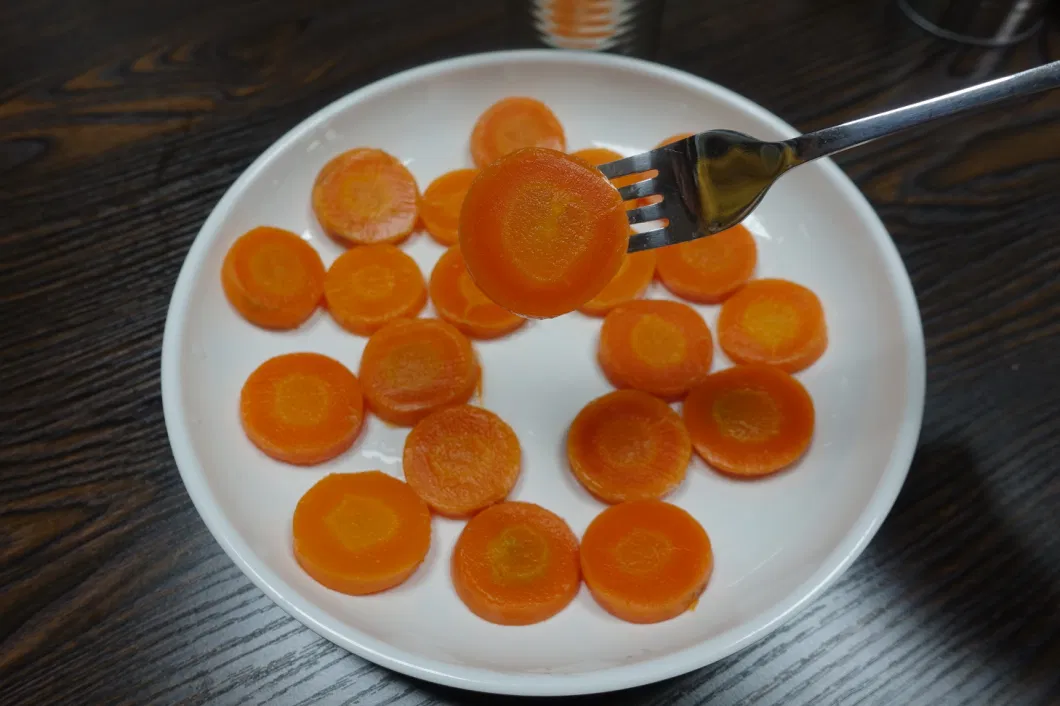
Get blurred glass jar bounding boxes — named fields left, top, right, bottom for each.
left=899, top=0, right=1047, bottom=46
left=508, top=0, right=666, bottom=57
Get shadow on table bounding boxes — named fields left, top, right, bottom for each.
left=868, top=441, right=1060, bottom=698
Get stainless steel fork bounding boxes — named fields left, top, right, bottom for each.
left=601, top=60, right=1060, bottom=253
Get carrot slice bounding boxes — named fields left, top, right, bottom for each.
left=656, top=224, right=757, bottom=304
left=421, top=168, right=478, bottom=246
left=598, top=299, right=713, bottom=401
left=470, top=97, right=566, bottom=168
left=683, top=364, right=814, bottom=477
left=312, top=148, right=419, bottom=246
left=580, top=500, right=712, bottom=624
left=579, top=251, right=656, bottom=316
left=293, top=471, right=431, bottom=595
left=323, top=244, right=426, bottom=335
left=240, top=353, right=364, bottom=465
left=451, top=501, right=580, bottom=625
left=460, top=147, right=629, bottom=318
left=717, top=278, right=827, bottom=372
left=570, top=147, right=623, bottom=166
left=567, top=390, right=691, bottom=503
left=429, top=246, right=526, bottom=339
left=403, top=405, right=521, bottom=517
left=359, top=318, right=479, bottom=426
left=571, top=147, right=651, bottom=209
left=221, top=226, right=325, bottom=330
left=657, top=132, right=694, bottom=148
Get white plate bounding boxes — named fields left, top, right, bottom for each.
left=161, top=50, right=925, bottom=696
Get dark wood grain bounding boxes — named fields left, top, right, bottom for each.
left=2, top=0, right=1058, bottom=704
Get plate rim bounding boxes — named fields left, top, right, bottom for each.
left=160, top=48, right=926, bottom=696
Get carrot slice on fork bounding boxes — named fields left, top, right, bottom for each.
left=459, top=147, right=628, bottom=318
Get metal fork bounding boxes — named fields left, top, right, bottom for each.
left=601, top=60, right=1060, bottom=253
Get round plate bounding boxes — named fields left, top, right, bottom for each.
left=161, top=50, right=925, bottom=696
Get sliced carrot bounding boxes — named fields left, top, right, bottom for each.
left=429, top=245, right=526, bottom=339
left=717, top=278, right=827, bottom=372
left=598, top=299, right=713, bottom=401
left=221, top=226, right=325, bottom=330
left=579, top=250, right=656, bottom=316
left=459, top=147, right=629, bottom=318
left=571, top=146, right=652, bottom=209
left=570, top=147, right=623, bottom=166
left=312, top=148, right=419, bottom=246
left=683, top=364, right=814, bottom=477
left=323, top=244, right=426, bottom=335
left=451, top=501, right=580, bottom=625
left=421, top=168, right=478, bottom=246
left=567, top=389, right=691, bottom=503
left=293, top=471, right=431, bottom=595
left=656, top=224, right=757, bottom=304
left=403, top=405, right=521, bottom=517
left=580, top=500, right=712, bottom=624
left=359, top=318, right=479, bottom=426
left=470, top=97, right=566, bottom=168
left=657, top=132, right=694, bottom=148
left=240, top=353, right=364, bottom=465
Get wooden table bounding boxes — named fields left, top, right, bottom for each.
left=2, top=1, right=1058, bottom=704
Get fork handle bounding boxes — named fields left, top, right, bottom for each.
left=786, top=60, right=1060, bottom=165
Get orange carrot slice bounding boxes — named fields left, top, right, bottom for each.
left=567, top=389, right=691, bottom=503
left=717, top=278, right=827, bottom=372
left=312, top=148, right=419, bottom=246
left=657, top=132, right=694, bottom=148
left=470, top=97, right=566, bottom=168
left=460, top=147, right=629, bottom=318
left=683, top=364, right=814, bottom=477
left=571, top=146, right=651, bottom=209
left=570, top=147, right=623, bottom=166
left=580, top=500, right=713, bottom=624
left=451, top=501, right=580, bottom=625
left=240, top=353, right=364, bottom=465
left=656, top=224, right=757, bottom=304
left=421, top=168, right=478, bottom=246
left=598, top=299, right=713, bottom=401
left=359, top=318, right=479, bottom=426
left=293, top=471, right=431, bottom=595
left=429, top=246, right=526, bottom=339
left=403, top=405, right=521, bottom=517
left=579, top=250, right=657, bottom=316
left=323, top=244, right=426, bottom=335
left=221, top=226, right=325, bottom=330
